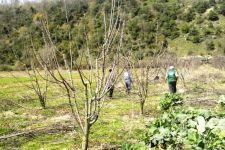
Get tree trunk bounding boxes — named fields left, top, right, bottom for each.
left=82, top=123, right=90, bottom=150
left=140, top=101, right=144, bottom=115
left=39, top=96, right=46, bottom=109
left=82, top=85, right=90, bottom=150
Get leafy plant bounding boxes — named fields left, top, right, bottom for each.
left=142, top=108, right=225, bottom=149
left=159, top=93, right=183, bottom=110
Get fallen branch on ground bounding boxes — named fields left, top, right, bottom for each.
left=0, top=124, right=74, bottom=141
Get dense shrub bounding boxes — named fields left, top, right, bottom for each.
left=159, top=93, right=183, bottom=110
left=128, top=17, right=141, bottom=40
left=195, top=1, right=210, bottom=14
left=219, top=4, right=225, bottom=16
left=195, top=16, right=205, bottom=24
left=207, top=22, right=214, bottom=28
left=181, top=24, right=190, bottom=34
left=192, top=35, right=202, bottom=43
left=206, top=41, right=215, bottom=50
left=187, top=27, right=203, bottom=43
left=208, top=10, right=219, bottom=21
left=182, top=10, right=196, bottom=22
left=187, top=35, right=202, bottom=44
left=215, top=27, right=222, bottom=36
left=203, top=27, right=213, bottom=36
left=189, top=27, right=199, bottom=36
left=209, top=0, right=216, bottom=6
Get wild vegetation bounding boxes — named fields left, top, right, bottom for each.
left=1, top=0, right=225, bottom=70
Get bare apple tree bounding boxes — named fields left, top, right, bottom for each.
left=131, top=44, right=165, bottom=115
left=30, top=0, right=125, bottom=149
left=12, top=40, right=50, bottom=109
left=25, top=64, right=49, bottom=109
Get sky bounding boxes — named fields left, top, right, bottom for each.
left=0, top=0, right=39, bottom=4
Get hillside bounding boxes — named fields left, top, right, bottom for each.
left=1, top=0, right=225, bottom=69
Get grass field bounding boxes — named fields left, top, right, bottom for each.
left=0, top=65, right=225, bottom=149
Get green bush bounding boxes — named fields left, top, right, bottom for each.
left=208, top=10, right=219, bottom=21
left=195, top=1, right=210, bottom=13
left=206, top=41, right=215, bottom=51
left=215, top=27, right=222, bottom=36
left=209, top=0, right=216, bottom=6
left=203, top=28, right=213, bottom=36
left=193, top=35, right=202, bottom=43
left=219, top=4, right=225, bottom=16
left=182, top=10, right=196, bottom=22
left=135, top=51, right=144, bottom=60
left=187, top=26, right=203, bottom=43
left=189, top=27, right=199, bottom=36
left=208, top=22, right=214, bottom=28
left=195, top=16, right=205, bottom=24
left=187, top=35, right=202, bottom=44
left=159, top=93, right=183, bottom=110
left=181, top=24, right=190, bottom=34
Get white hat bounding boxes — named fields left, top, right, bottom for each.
left=169, top=66, right=174, bottom=69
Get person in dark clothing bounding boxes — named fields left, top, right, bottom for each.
left=108, top=69, right=115, bottom=99
left=108, top=85, right=114, bottom=98
left=166, top=66, right=178, bottom=93
left=169, top=81, right=177, bottom=93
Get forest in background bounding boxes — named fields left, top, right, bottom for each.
left=1, top=0, right=225, bottom=70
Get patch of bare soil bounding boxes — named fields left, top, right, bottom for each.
left=186, top=97, right=217, bottom=107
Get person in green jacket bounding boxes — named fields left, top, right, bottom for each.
left=166, top=66, right=178, bottom=93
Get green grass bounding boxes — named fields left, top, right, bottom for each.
left=169, top=37, right=205, bottom=56
left=0, top=66, right=225, bottom=149
left=21, top=133, right=75, bottom=150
